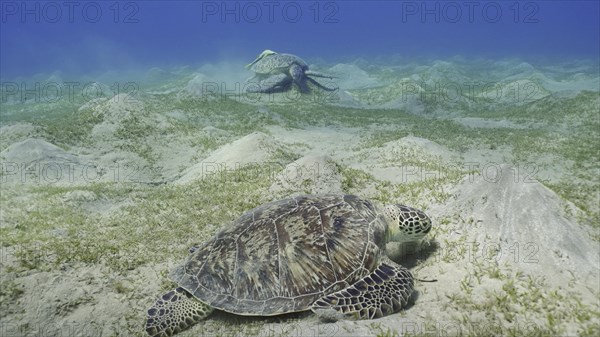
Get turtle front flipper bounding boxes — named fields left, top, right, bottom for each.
left=290, top=63, right=310, bottom=93
left=145, top=287, right=213, bottom=337
left=311, top=260, right=414, bottom=320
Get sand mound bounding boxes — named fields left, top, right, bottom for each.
left=492, top=60, right=537, bottom=80
left=0, top=138, right=82, bottom=184
left=0, top=123, right=39, bottom=150
left=185, top=73, right=212, bottom=97
left=176, top=132, right=292, bottom=184
left=350, top=136, right=460, bottom=184
left=90, top=93, right=145, bottom=139
left=269, top=154, right=343, bottom=195
left=394, top=136, right=457, bottom=161
left=186, top=62, right=249, bottom=98
left=341, top=78, right=428, bottom=112
left=533, top=72, right=600, bottom=96
left=328, top=63, right=381, bottom=90
left=0, top=137, right=159, bottom=185
left=433, top=165, right=598, bottom=283
left=373, top=165, right=600, bottom=336
left=4, top=264, right=152, bottom=337
left=1, top=138, right=78, bottom=164
left=476, top=79, right=551, bottom=105
left=200, top=126, right=229, bottom=139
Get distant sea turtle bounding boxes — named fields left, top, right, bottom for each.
left=146, top=194, right=432, bottom=337
left=245, top=50, right=337, bottom=93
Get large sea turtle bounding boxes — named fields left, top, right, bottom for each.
left=245, top=50, right=337, bottom=93
left=145, top=194, right=432, bottom=337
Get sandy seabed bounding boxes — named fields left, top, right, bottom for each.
left=1, top=58, right=599, bottom=336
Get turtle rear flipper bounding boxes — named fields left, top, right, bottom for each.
left=307, top=77, right=338, bottom=92
left=146, top=287, right=213, bottom=337
left=305, top=70, right=337, bottom=79
left=311, top=259, right=414, bottom=320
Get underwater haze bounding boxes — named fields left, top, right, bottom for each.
left=1, top=1, right=600, bottom=337
left=1, top=1, right=600, bottom=78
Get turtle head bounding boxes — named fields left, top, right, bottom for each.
left=246, top=49, right=278, bottom=69
left=383, top=205, right=432, bottom=244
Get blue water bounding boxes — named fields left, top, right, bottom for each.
left=1, top=0, right=599, bottom=78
